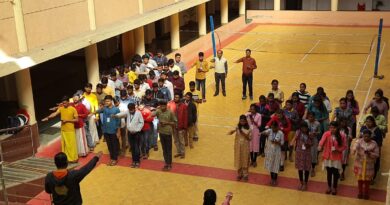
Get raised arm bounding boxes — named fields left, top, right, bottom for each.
left=42, top=109, right=60, bottom=121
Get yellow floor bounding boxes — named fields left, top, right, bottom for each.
left=90, top=25, right=390, bottom=204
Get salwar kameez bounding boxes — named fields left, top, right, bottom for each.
left=234, top=127, right=252, bottom=178
left=264, top=129, right=284, bottom=173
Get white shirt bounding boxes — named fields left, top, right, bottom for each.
left=117, top=110, right=144, bottom=133
left=170, top=65, right=182, bottom=77
left=214, top=57, right=227, bottom=74
left=107, top=79, right=116, bottom=92
left=164, top=80, right=174, bottom=99
left=117, top=103, right=128, bottom=128
left=140, top=82, right=151, bottom=92
left=323, top=99, right=332, bottom=113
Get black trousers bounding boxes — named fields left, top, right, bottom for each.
left=214, top=73, right=226, bottom=94
left=250, top=152, right=258, bottom=163
left=299, top=170, right=310, bottom=182
left=326, top=167, right=340, bottom=188
left=160, top=133, right=173, bottom=165
left=104, top=133, right=119, bottom=160
left=259, top=134, right=267, bottom=154
left=242, top=73, right=253, bottom=97
left=270, top=172, right=278, bottom=180
left=196, top=79, right=206, bottom=99
left=128, top=132, right=141, bottom=163
left=374, top=157, right=381, bottom=179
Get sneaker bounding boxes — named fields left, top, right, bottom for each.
left=279, top=166, right=284, bottom=172
left=130, top=162, right=136, bottom=168
left=242, top=96, right=247, bottom=100
left=135, top=162, right=140, bottom=168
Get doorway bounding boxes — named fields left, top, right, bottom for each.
left=285, top=0, right=302, bottom=10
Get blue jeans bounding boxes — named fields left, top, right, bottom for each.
left=84, top=119, right=95, bottom=148
left=196, top=79, right=206, bottom=99
left=128, top=132, right=141, bottom=163
left=140, top=129, right=152, bottom=155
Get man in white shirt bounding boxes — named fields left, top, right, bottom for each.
left=174, top=53, right=187, bottom=77
left=211, top=50, right=228, bottom=96
left=161, top=72, right=174, bottom=99
left=168, top=59, right=182, bottom=77
left=110, top=72, right=124, bottom=97
left=114, top=103, right=144, bottom=168
left=133, top=79, right=146, bottom=99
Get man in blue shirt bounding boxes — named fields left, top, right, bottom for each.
left=96, top=95, right=120, bottom=166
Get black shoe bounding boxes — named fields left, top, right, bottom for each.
left=279, top=165, right=284, bottom=172
left=242, top=96, right=247, bottom=100
left=214, top=93, right=219, bottom=96
left=222, top=92, right=226, bottom=96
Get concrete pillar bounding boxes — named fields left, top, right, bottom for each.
left=239, top=0, right=245, bottom=15
left=170, top=13, right=180, bottom=50
left=85, top=44, right=100, bottom=89
left=15, top=69, right=36, bottom=124
left=134, top=27, right=145, bottom=54
left=221, top=0, right=228, bottom=24
left=198, top=3, right=207, bottom=36
left=12, top=0, right=28, bottom=52
left=274, top=0, right=281, bottom=10
left=331, top=0, right=338, bottom=11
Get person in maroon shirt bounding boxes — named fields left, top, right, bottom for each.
left=291, top=92, right=306, bottom=119
left=171, top=70, right=185, bottom=96
left=234, top=49, right=257, bottom=100
left=267, top=93, right=281, bottom=115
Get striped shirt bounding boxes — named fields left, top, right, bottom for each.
left=296, top=90, right=311, bottom=107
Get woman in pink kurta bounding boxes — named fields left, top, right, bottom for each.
left=246, top=104, right=262, bottom=167
left=353, top=129, right=379, bottom=200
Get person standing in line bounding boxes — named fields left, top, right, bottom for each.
left=234, top=49, right=257, bottom=100
left=83, top=83, right=99, bottom=150
left=71, top=95, right=89, bottom=157
left=138, top=104, right=154, bottom=159
left=188, top=81, right=202, bottom=141
left=171, top=70, right=185, bottom=96
left=95, top=95, right=121, bottom=166
left=43, top=96, right=79, bottom=163
left=168, top=59, right=182, bottom=77
left=160, top=72, right=174, bottom=100
left=318, top=121, right=347, bottom=195
left=338, top=117, right=352, bottom=181
left=168, top=93, right=188, bottom=159
left=228, top=115, right=252, bottom=181
left=346, top=90, right=360, bottom=139
left=290, top=122, right=312, bottom=191
left=184, top=92, right=197, bottom=149
left=110, top=72, right=124, bottom=97
left=255, top=95, right=271, bottom=158
left=210, top=50, right=228, bottom=97
left=283, top=100, right=300, bottom=162
left=364, top=89, right=389, bottom=120
left=246, top=104, right=261, bottom=167
left=116, top=93, right=129, bottom=156
left=174, top=53, right=187, bottom=77
left=192, top=52, right=209, bottom=102
left=296, top=83, right=311, bottom=108
left=262, top=121, right=284, bottom=186
left=305, top=112, right=321, bottom=177
left=153, top=101, right=177, bottom=171
left=114, top=103, right=144, bottom=168
left=352, top=129, right=379, bottom=200
left=45, top=151, right=102, bottom=205
left=269, top=79, right=284, bottom=104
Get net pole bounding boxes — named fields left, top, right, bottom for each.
left=210, top=16, right=217, bottom=57
left=374, top=18, right=383, bottom=78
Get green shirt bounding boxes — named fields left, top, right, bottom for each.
left=155, top=109, right=177, bottom=135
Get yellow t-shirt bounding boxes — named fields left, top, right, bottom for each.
left=103, top=87, right=115, bottom=97
left=59, top=106, right=78, bottom=132
left=83, top=92, right=98, bottom=113
left=127, top=71, right=138, bottom=84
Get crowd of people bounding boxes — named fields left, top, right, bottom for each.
left=231, top=80, right=388, bottom=199
left=42, top=47, right=388, bottom=202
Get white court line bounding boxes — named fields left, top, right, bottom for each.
left=358, top=43, right=386, bottom=124
left=353, top=42, right=376, bottom=91
left=300, top=40, right=321, bottom=62
left=198, top=123, right=234, bottom=128
left=263, top=70, right=359, bottom=78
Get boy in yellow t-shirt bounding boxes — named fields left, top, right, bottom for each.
left=127, top=64, right=138, bottom=85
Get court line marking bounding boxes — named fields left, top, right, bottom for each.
left=358, top=43, right=386, bottom=124
left=262, top=70, right=359, bottom=78
left=353, top=41, right=376, bottom=91
left=300, top=40, right=321, bottom=62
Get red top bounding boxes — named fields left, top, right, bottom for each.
left=168, top=101, right=188, bottom=130
left=266, top=114, right=291, bottom=141
left=237, top=57, right=257, bottom=75
left=146, top=79, right=153, bottom=89
left=171, top=77, right=185, bottom=94
left=293, top=101, right=305, bottom=118
left=319, top=131, right=347, bottom=161
left=72, top=103, right=89, bottom=128
left=140, top=108, right=154, bottom=131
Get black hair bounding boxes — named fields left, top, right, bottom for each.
left=152, top=82, right=158, bottom=88
left=362, top=129, right=372, bottom=137
left=159, top=100, right=168, bottom=106
left=329, top=121, right=343, bottom=145
left=371, top=106, right=379, bottom=114
left=145, top=89, right=152, bottom=95
left=300, top=83, right=306, bottom=88
left=238, top=114, right=249, bottom=131
left=85, top=83, right=93, bottom=89
left=134, top=79, right=141, bottom=85
left=313, top=96, right=327, bottom=113
left=339, top=97, right=347, bottom=103
left=285, top=100, right=293, bottom=105
left=149, top=70, right=156, bottom=76
left=120, top=90, right=127, bottom=97
left=96, top=83, right=103, bottom=89
left=168, top=59, right=174, bottom=65
left=365, top=115, right=377, bottom=127
left=292, top=92, right=300, bottom=98
left=127, top=84, right=134, bottom=90
left=158, top=78, right=165, bottom=83
left=270, top=121, right=279, bottom=128
left=259, top=95, right=266, bottom=101
left=250, top=103, right=257, bottom=110
left=346, top=90, right=357, bottom=108
left=54, top=152, right=68, bottom=169
left=185, top=92, right=193, bottom=98
left=203, top=189, right=216, bottom=205
left=198, top=52, right=204, bottom=57
left=101, top=77, right=108, bottom=84
left=110, top=72, right=116, bottom=77
left=174, top=92, right=183, bottom=99
left=175, top=53, right=181, bottom=57
left=299, top=121, right=309, bottom=134
left=128, top=103, right=136, bottom=109
left=61, top=96, right=69, bottom=102
left=142, top=54, right=149, bottom=59
left=104, top=95, right=113, bottom=100
left=138, top=74, right=147, bottom=81
left=189, top=81, right=196, bottom=86
left=246, top=48, right=251, bottom=52
left=267, top=93, right=274, bottom=98
left=271, top=79, right=279, bottom=84
left=173, top=70, right=179, bottom=76
left=338, top=117, right=349, bottom=136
